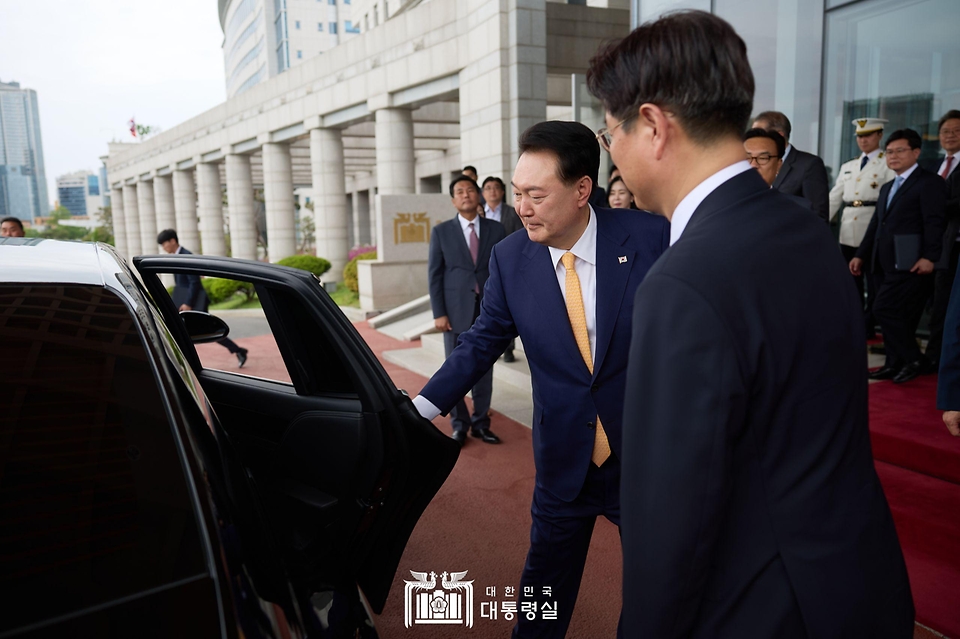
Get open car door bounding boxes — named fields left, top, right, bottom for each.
left=134, top=254, right=459, bottom=613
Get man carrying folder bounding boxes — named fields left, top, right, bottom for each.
left=850, top=128, right=946, bottom=383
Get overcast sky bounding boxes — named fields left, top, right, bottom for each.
left=0, top=1, right=227, bottom=207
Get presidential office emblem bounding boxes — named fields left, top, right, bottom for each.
left=394, top=212, right=432, bottom=244
left=404, top=570, right=475, bottom=628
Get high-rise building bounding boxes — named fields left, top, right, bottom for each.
left=56, top=170, right=105, bottom=221
left=220, top=0, right=359, bottom=98
left=0, top=80, right=49, bottom=222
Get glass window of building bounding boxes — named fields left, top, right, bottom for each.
left=328, top=0, right=336, bottom=5
left=297, top=50, right=302, bottom=59
left=295, top=19, right=300, bottom=29
left=330, top=22, right=337, bottom=34
left=345, top=20, right=359, bottom=34
left=821, top=0, right=960, bottom=177
left=87, top=174, right=99, bottom=196
left=318, top=22, right=323, bottom=31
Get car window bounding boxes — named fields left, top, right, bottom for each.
left=0, top=285, right=207, bottom=632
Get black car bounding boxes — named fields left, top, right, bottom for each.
left=0, top=238, right=459, bottom=638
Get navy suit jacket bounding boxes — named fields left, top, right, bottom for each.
left=856, top=166, right=946, bottom=274
left=773, top=147, right=830, bottom=222
left=622, top=169, right=913, bottom=638
left=171, top=247, right=210, bottom=312
left=420, top=207, right=670, bottom=501
left=428, top=215, right=506, bottom=334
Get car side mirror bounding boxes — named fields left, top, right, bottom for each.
left=179, top=310, right=230, bottom=343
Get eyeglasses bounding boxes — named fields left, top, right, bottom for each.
left=746, top=153, right=779, bottom=166
left=885, top=147, right=914, bottom=155
left=596, top=114, right=637, bottom=152
left=940, top=128, right=960, bottom=137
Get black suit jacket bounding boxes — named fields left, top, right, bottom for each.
left=171, top=247, right=210, bottom=312
left=936, top=168, right=960, bottom=270
left=495, top=203, right=524, bottom=235
left=936, top=169, right=960, bottom=407
left=773, top=146, right=830, bottom=222
left=428, top=215, right=506, bottom=334
left=622, top=169, right=913, bottom=638
left=856, top=166, right=946, bottom=274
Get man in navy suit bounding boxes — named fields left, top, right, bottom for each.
left=428, top=176, right=506, bottom=445
left=157, top=229, right=249, bottom=367
left=413, top=121, right=669, bottom=638
left=851, top=129, right=946, bottom=383
left=934, top=167, right=960, bottom=436
left=589, top=10, right=913, bottom=638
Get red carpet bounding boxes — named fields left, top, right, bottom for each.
left=205, top=324, right=959, bottom=637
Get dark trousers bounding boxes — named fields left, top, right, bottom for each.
left=926, top=240, right=960, bottom=363
left=873, top=270, right=935, bottom=367
left=842, top=243, right=877, bottom=333
left=513, top=460, right=622, bottom=639
left=504, top=337, right=517, bottom=358
left=218, top=337, right=244, bottom=353
left=444, top=296, right=493, bottom=433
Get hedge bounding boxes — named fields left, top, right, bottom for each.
left=276, top=254, right=331, bottom=277
left=202, top=278, right=255, bottom=304
left=343, top=251, right=377, bottom=293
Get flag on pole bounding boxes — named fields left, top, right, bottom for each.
left=129, top=118, right=137, bottom=138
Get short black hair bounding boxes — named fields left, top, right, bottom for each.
left=449, top=175, right=479, bottom=197
left=608, top=164, right=618, bottom=178
left=743, top=127, right=786, bottom=158
left=939, top=110, right=960, bottom=131
left=462, top=165, right=478, bottom=175
left=157, top=228, right=179, bottom=245
left=482, top=176, right=505, bottom=189
left=518, top=121, right=600, bottom=189
left=753, top=111, right=792, bottom=141
left=885, top=129, right=922, bottom=151
left=1, top=216, right=24, bottom=232
left=608, top=175, right=630, bottom=191
left=587, top=10, right=754, bottom=144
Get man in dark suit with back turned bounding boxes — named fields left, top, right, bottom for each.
left=428, top=176, right=506, bottom=445
left=935, top=166, right=960, bottom=436
left=588, top=10, right=913, bottom=638
left=414, top=121, right=669, bottom=638
left=752, top=110, right=830, bottom=222
left=851, top=129, right=946, bottom=383
left=157, top=229, right=249, bottom=367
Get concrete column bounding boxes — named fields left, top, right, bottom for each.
left=121, top=184, right=141, bottom=256
left=196, top=162, right=226, bottom=256
left=137, top=179, right=157, bottom=255
left=225, top=154, right=257, bottom=260
left=261, top=142, right=296, bottom=262
left=374, top=108, right=415, bottom=194
left=154, top=174, right=176, bottom=237
left=369, top=187, right=379, bottom=246
left=172, top=169, right=201, bottom=252
left=352, top=190, right=371, bottom=246
left=112, top=186, right=127, bottom=257
left=458, top=0, right=547, bottom=181
left=309, top=127, right=349, bottom=279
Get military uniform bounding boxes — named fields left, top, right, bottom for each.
left=829, top=151, right=896, bottom=248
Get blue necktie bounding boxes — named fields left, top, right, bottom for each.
left=886, top=176, right=903, bottom=208
left=860, top=155, right=869, bottom=170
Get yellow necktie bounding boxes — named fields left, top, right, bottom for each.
left=561, top=252, right=611, bottom=466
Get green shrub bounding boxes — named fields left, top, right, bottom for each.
left=277, top=254, right=331, bottom=277
left=343, top=251, right=377, bottom=293
left=202, top=278, right=255, bottom=304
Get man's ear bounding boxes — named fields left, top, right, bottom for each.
left=576, top=176, right=593, bottom=208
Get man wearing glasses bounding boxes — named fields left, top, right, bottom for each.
left=829, top=118, right=896, bottom=336
left=743, top=127, right=786, bottom=186
left=851, top=129, right=947, bottom=383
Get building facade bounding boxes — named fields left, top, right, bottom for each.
left=0, top=80, right=49, bottom=222
left=56, top=170, right=106, bottom=221
left=220, top=0, right=361, bottom=98
left=632, top=0, right=960, bottom=178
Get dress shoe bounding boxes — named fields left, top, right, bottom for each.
left=868, top=366, right=899, bottom=381
left=451, top=430, right=467, bottom=446
left=503, top=351, right=516, bottom=363
left=471, top=428, right=501, bottom=444
left=236, top=348, right=249, bottom=368
left=893, top=359, right=927, bottom=384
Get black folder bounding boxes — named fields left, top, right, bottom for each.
left=894, top=234, right=921, bottom=271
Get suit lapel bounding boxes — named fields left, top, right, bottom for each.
left=519, top=242, right=588, bottom=375
left=773, top=150, right=796, bottom=189
left=447, top=215, right=474, bottom=267
left=592, top=213, right=634, bottom=377
left=886, top=168, right=920, bottom=214
left=476, top=217, right=496, bottom=271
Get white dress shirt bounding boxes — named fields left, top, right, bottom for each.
left=938, top=153, right=959, bottom=179
left=458, top=213, right=480, bottom=246
left=412, top=206, right=598, bottom=421
left=670, top=161, right=753, bottom=245
left=484, top=202, right=503, bottom=224
left=860, top=148, right=881, bottom=165
left=782, top=144, right=793, bottom=162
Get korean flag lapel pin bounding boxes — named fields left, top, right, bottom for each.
left=618, top=256, right=628, bottom=264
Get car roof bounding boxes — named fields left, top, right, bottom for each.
left=0, top=238, right=120, bottom=286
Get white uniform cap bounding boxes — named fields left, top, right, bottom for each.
left=852, top=117, right=888, bottom=135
